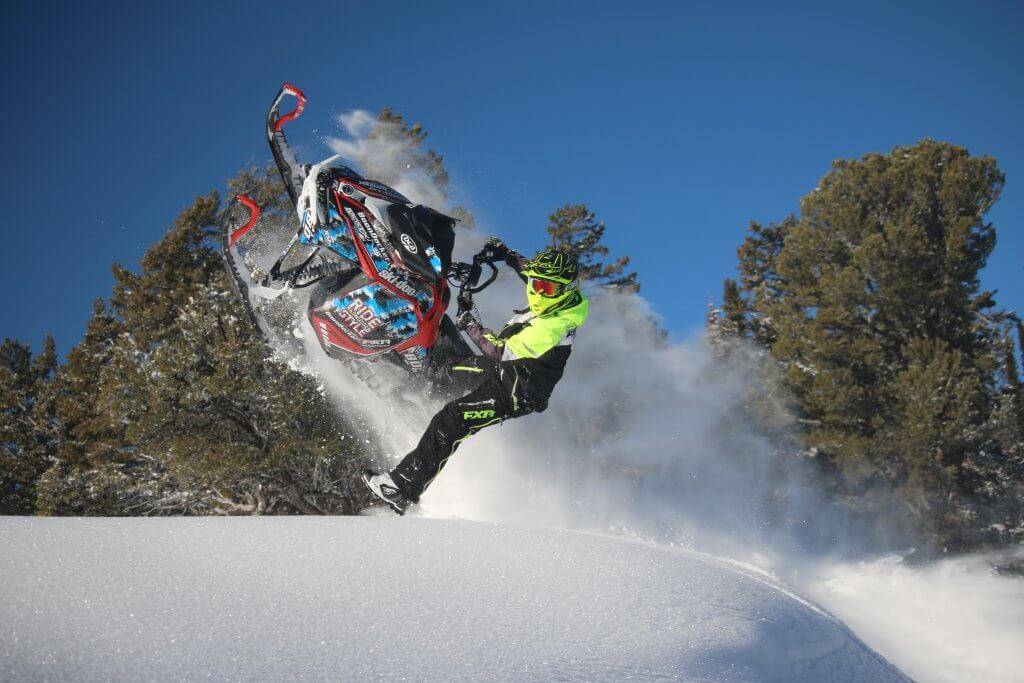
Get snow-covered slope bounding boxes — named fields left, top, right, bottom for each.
left=0, top=517, right=907, bottom=681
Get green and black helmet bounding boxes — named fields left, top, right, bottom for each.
left=522, top=248, right=579, bottom=284
left=521, top=248, right=581, bottom=315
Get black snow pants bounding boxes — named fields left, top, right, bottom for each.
left=391, top=358, right=533, bottom=501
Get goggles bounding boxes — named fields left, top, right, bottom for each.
left=528, top=276, right=568, bottom=298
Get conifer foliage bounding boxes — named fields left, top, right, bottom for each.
left=546, top=204, right=639, bottom=290
left=0, top=336, right=56, bottom=513
left=713, top=140, right=1024, bottom=549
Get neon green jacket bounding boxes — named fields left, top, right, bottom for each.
left=503, top=296, right=589, bottom=360
left=465, top=293, right=589, bottom=409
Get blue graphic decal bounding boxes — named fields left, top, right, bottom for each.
left=330, top=283, right=419, bottom=342
left=413, top=288, right=432, bottom=310
left=363, top=240, right=391, bottom=273
left=328, top=238, right=358, bottom=262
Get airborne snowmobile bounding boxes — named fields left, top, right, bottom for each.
left=221, top=83, right=499, bottom=395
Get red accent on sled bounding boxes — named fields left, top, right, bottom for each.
left=316, top=189, right=447, bottom=357
left=309, top=309, right=378, bottom=357
left=273, top=83, right=307, bottom=132
left=228, top=194, right=262, bottom=247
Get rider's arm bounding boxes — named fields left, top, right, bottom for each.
left=505, top=249, right=528, bottom=282
left=464, top=321, right=506, bottom=360
left=504, top=315, right=574, bottom=360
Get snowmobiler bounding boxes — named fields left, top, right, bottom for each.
left=221, top=84, right=500, bottom=395
left=219, top=83, right=590, bottom=515
left=363, top=245, right=590, bottom=514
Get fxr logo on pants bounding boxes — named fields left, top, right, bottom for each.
left=462, top=410, right=496, bottom=421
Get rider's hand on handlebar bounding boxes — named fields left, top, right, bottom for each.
left=480, top=237, right=509, bottom=263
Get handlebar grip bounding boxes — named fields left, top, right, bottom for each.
left=475, top=245, right=506, bottom=264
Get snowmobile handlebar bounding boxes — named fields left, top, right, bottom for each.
left=450, top=247, right=502, bottom=315
left=453, top=250, right=501, bottom=292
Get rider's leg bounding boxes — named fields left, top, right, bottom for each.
left=391, top=376, right=527, bottom=501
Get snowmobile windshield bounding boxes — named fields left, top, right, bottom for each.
left=385, top=204, right=457, bottom=277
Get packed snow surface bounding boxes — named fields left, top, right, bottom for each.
left=0, top=517, right=906, bottom=681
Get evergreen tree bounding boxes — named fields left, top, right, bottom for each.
left=1009, top=323, right=1024, bottom=438
left=33, top=299, right=150, bottom=516
left=103, top=176, right=371, bottom=514
left=715, top=139, right=1022, bottom=547
left=989, top=328, right=1024, bottom=453
left=546, top=204, right=639, bottom=290
left=109, top=192, right=224, bottom=348
left=958, top=325, right=1024, bottom=548
left=729, top=216, right=797, bottom=346
left=51, top=300, right=126, bottom=466
left=718, top=278, right=748, bottom=338
left=0, top=337, right=56, bottom=513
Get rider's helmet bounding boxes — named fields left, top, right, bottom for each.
left=521, top=248, right=581, bottom=316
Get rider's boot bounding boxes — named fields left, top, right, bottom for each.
left=361, top=470, right=412, bottom=515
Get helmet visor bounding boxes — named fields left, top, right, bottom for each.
left=528, top=276, right=565, bottom=298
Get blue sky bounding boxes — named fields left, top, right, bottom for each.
left=2, top=1, right=1021, bottom=350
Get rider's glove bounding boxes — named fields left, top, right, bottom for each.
left=480, top=237, right=509, bottom=264
left=455, top=310, right=478, bottom=331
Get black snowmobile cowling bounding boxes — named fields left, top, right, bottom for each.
left=221, top=83, right=498, bottom=393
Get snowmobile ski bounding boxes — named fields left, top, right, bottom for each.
left=221, top=194, right=276, bottom=340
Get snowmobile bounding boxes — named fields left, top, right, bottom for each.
left=220, top=83, right=499, bottom=395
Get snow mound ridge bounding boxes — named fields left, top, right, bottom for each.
left=0, top=517, right=908, bottom=681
